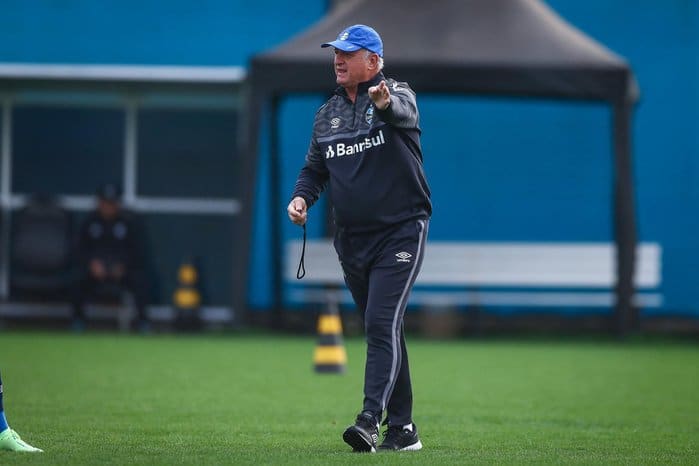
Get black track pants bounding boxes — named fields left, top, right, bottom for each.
left=334, top=218, right=428, bottom=426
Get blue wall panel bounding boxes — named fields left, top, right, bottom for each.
left=419, top=97, right=612, bottom=242
left=0, top=0, right=326, bottom=65
left=547, top=0, right=699, bottom=314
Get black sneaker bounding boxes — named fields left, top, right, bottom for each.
left=342, top=411, right=379, bottom=453
left=378, top=423, right=423, bottom=451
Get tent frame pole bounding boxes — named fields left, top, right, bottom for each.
left=269, top=95, right=284, bottom=326
left=612, top=99, right=637, bottom=337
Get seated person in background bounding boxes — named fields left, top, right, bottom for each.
left=71, top=183, right=150, bottom=332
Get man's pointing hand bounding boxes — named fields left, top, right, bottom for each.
left=368, top=80, right=391, bottom=110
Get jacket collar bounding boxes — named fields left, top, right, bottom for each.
left=335, top=72, right=385, bottom=99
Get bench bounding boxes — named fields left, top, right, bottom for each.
left=0, top=302, right=234, bottom=331
left=285, top=241, right=662, bottom=313
left=0, top=299, right=134, bottom=332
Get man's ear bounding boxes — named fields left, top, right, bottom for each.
left=368, top=53, right=379, bottom=70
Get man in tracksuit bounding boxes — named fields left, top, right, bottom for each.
left=287, top=24, right=431, bottom=453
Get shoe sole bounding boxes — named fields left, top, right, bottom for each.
left=342, top=426, right=376, bottom=453
left=378, top=439, right=423, bottom=452
left=400, top=439, right=423, bottom=451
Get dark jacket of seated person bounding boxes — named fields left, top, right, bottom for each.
left=72, top=184, right=149, bottom=327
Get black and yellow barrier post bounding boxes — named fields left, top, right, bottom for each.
left=313, top=299, right=347, bottom=373
left=173, top=259, right=202, bottom=331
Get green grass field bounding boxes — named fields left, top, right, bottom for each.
left=1, top=331, right=697, bottom=464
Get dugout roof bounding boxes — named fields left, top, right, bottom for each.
left=237, top=0, right=640, bottom=334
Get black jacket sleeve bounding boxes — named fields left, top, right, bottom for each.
left=291, top=127, right=329, bottom=208
left=374, top=80, right=419, bottom=130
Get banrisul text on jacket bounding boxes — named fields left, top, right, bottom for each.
left=292, top=72, right=432, bottom=233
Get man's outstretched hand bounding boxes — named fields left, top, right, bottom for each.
left=368, top=80, right=391, bottom=110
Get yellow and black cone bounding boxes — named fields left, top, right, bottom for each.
left=173, top=259, right=202, bottom=331
left=173, top=261, right=201, bottom=310
left=313, top=307, right=347, bottom=373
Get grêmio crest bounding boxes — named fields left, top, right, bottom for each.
left=365, top=106, right=374, bottom=124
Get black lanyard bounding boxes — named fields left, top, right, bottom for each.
left=296, top=224, right=306, bottom=280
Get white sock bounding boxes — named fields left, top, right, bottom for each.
left=403, top=423, right=413, bottom=432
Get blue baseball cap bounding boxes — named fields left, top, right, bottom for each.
left=321, top=24, right=383, bottom=57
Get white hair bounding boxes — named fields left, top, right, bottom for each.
left=365, top=50, right=384, bottom=71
